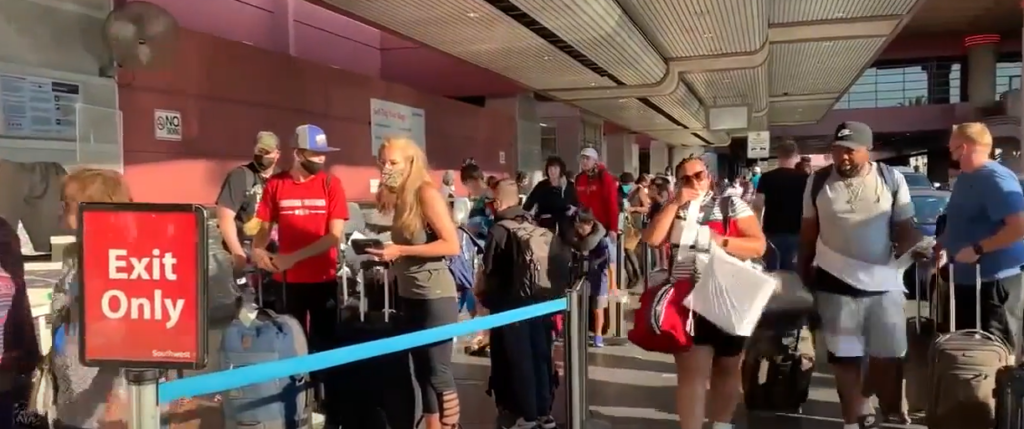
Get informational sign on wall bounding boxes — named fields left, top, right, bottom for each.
left=78, top=203, right=208, bottom=370
left=370, top=98, right=425, bottom=156
left=499, top=151, right=506, bottom=165
left=154, top=110, right=182, bottom=141
left=0, top=73, right=80, bottom=141
left=747, top=131, right=770, bottom=159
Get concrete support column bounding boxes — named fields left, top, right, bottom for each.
left=603, top=133, right=638, bottom=176
left=488, top=93, right=542, bottom=175
left=965, top=34, right=1000, bottom=109
left=649, top=141, right=670, bottom=176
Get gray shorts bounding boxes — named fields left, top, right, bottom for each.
left=590, top=294, right=608, bottom=310
left=816, top=290, right=907, bottom=358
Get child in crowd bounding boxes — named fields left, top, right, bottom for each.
left=567, top=209, right=611, bottom=347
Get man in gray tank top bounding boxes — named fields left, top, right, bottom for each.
left=798, top=121, right=923, bottom=429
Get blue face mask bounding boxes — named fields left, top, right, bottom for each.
left=621, top=184, right=634, bottom=194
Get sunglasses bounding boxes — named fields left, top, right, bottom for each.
left=678, top=170, right=707, bottom=184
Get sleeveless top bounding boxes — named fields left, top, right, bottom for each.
left=392, top=223, right=458, bottom=300
left=668, top=193, right=753, bottom=283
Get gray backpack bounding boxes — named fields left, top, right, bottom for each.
left=497, top=218, right=567, bottom=301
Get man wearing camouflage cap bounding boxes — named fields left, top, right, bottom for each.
left=215, top=130, right=281, bottom=271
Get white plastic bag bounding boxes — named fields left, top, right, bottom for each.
left=684, top=242, right=777, bottom=336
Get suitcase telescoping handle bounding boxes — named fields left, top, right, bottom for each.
left=946, top=262, right=983, bottom=334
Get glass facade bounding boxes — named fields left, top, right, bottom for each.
left=834, top=59, right=1021, bottom=110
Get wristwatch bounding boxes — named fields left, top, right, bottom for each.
left=972, top=242, right=985, bottom=256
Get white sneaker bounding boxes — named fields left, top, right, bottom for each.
left=539, top=415, right=557, bottom=429
left=502, top=417, right=539, bottom=429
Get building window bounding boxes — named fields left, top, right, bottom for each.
left=540, top=125, right=557, bottom=159
left=996, top=62, right=1022, bottom=98
left=582, top=121, right=602, bottom=150
left=834, top=60, right=962, bottom=110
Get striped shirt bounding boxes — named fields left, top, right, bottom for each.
left=669, top=193, right=754, bottom=283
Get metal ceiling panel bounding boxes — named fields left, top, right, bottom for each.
left=511, top=0, right=665, bottom=85
left=646, top=86, right=706, bottom=129
left=618, top=0, right=768, bottom=58
left=684, top=66, right=769, bottom=111
left=645, top=130, right=696, bottom=146
left=769, top=38, right=886, bottom=96
left=768, top=100, right=836, bottom=124
left=324, top=0, right=616, bottom=90
left=572, top=99, right=680, bottom=131
left=770, top=0, right=917, bottom=24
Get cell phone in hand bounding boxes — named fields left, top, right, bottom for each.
left=350, top=238, right=384, bottom=255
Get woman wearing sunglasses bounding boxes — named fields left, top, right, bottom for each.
left=641, top=156, right=766, bottom=429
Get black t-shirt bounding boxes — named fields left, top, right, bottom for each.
left=215, top=162, right=265, bottom=241
left=756, top=167, right=808, bottom=235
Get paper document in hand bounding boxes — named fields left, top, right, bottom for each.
left=684, top=243, right=777, bottom=336
left=892, top=237, right=936, bottom=291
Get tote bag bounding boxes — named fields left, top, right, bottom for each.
left=684, top=242, right=777, bottom=336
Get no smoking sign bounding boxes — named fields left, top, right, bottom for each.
left=154, top=109, right=182, bottom=141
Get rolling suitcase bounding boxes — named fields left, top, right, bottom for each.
left=995, top=364, right=1024, bottom=429
left=323, top=261, right=420, bottom=429
left=926, top=264, right=1013, bottom=429
left=903, top=264, right=937, bottom=415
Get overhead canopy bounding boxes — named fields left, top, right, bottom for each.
left=326, top=0, right=926, bottom=146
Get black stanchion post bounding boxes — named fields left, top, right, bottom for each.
left=565, top=278, right=610, bottom=429
left=126, top=370, right=161, bottom=429
left=565, top=287, right=584, bottom=429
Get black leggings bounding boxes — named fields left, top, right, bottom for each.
left=398, top=296, right=458, bottom=414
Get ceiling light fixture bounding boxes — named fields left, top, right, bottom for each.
left=703, top=33, right=713, bottom=38
left=542, top=55, right=552, bottom=60
left=834, top=12, right=846, bottom=18
left=589, top=82, right=597, bottom=86
left=466, top=12, right=480, bottom=18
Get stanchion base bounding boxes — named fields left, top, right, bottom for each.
left=602, top=336, right=629, bottom=347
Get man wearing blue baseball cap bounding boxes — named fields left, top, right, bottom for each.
left=251, top=123, right=348, bottom=351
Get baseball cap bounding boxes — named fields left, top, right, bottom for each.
left=294, top=124, right=338, bottom=152
left=580, top=147, right=600, bottom=160
left=834, top=121, right=873, bottom=150
left=254, top=131, right=279, bottom=154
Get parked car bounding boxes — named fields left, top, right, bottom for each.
left=911, top=189, right=950, bottom=236
left=903, top=188, right=950, bottom=299
left=893, top=166, right=936, bottom=189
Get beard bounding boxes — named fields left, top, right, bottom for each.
left=835, top=161, right=863, bottom=178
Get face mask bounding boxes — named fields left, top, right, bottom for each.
left=298, top=156, right=324, bottom=175
left=254, top=155, right=275, bottom=171
left=380, top=165, right=404, bottom=190
left=621, top=184, right=634, bottom=194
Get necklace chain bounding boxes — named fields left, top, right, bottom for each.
left=842, top=178, right=864, bottom=208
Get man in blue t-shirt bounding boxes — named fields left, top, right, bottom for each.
left=940, top=122, right=1024, bottom=356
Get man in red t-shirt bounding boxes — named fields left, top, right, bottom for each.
left=252, top=124, right=348, bottom=349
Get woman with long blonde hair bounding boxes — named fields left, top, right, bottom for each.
left=365, top=137, right=462, bottom=429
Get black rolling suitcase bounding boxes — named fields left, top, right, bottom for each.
left=322, top=260, right=421, bottom=429
left=995, top=365, right=1024, bottom=429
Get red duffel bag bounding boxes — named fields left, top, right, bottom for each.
left=628, top=277, right=695, bottom=354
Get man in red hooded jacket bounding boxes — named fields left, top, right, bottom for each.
left=575, top=147, right=621, bottom=289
